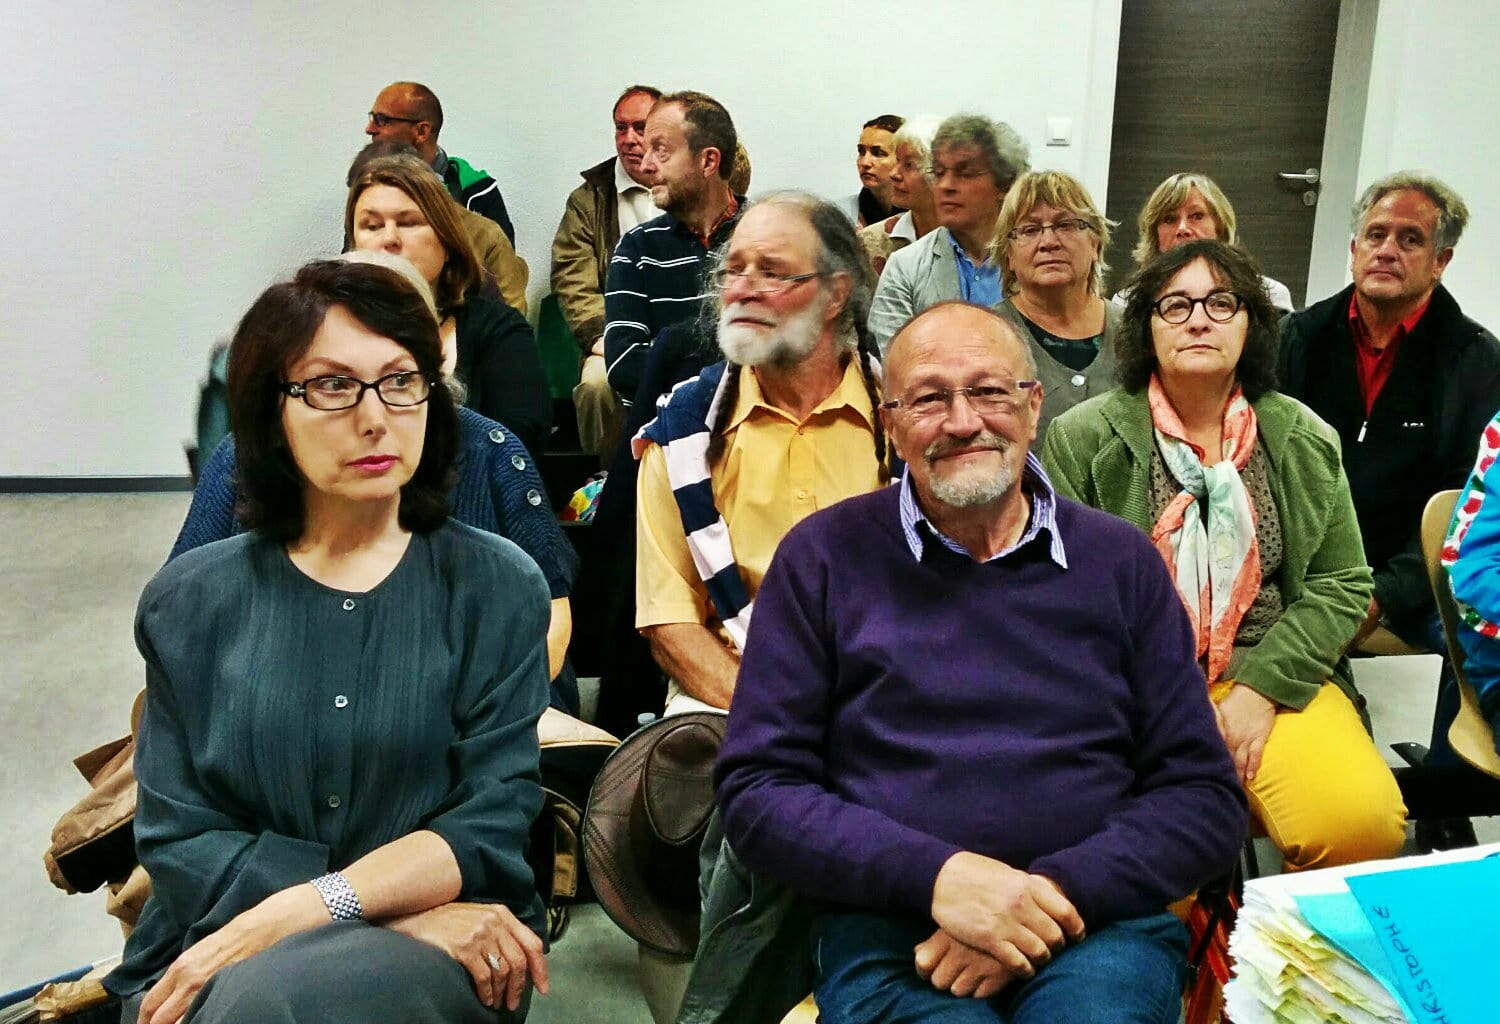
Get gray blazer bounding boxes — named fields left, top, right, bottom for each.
left=994, top=297, right=1123, bottom=442
left=869, top=227, right=962, bottom=353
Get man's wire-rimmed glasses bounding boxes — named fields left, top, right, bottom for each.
left=714, top=266, right=823, bottom=294
left=882, top=380, right=1039, bottom=421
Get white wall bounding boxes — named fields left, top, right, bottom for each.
left=1310, top=0, right=1500, bottom=328
left=0, top=0, right=1124, bottom=478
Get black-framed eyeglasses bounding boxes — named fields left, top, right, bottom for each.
left=367, top=111, right=423, bottom=129
left=281, top=371, right=433, bottom=411
left=716, top=267, right=822, bottom=295
left=882, top=380, right=1038, bottom=420
left=1153, top=291, right=1244, bottom=325
left=1008, top=219, right=1094, bottom=245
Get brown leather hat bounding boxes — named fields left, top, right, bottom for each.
left=582, top=712, right=727, bottom=956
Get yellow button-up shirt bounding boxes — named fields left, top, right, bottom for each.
left=636, top=359, right=884, bottom=640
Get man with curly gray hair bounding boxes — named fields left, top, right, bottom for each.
left=1280, top=171, right=1500, bottom=847
left=868, top=113, right=1030, bottom=352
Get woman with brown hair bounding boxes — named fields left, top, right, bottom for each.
left=346, top=156, right=551, bottom=456
left=1044, top=239, right=1406, bottom=872
left=171, top=252, right=578, bottom=709
left=107, top=259, right=551, bottom=1023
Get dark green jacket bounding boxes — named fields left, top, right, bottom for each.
left=1042, top=388, right=1372, bottom=711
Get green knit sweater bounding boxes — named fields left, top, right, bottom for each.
left=1042, top=388, right=1372, bottom=711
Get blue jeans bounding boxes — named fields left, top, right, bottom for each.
left=810, top=911, right=1187, bottom=1024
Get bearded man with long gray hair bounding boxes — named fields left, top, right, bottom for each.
left=632, top=191, right=888, bottom=716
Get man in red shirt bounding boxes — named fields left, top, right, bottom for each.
left=1280, top=172, right=1500, bottom=846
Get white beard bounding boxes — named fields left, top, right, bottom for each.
left=925, top=435, right=1017, bottom=508
left=718, top=293, right=827, bottom=368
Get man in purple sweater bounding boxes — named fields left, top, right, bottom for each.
left=714, top=302, right=1247, bottom=1022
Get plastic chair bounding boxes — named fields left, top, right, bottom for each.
left=1422, top=489, right=1500, bottom=779
left=1381, top=491, right=1500, bottom=826
left=535, top=292, right=583, bottom=402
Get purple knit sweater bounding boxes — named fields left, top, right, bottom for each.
left=715, top=485, right=1247, bottom=928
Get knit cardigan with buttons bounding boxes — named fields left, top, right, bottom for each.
left=1041, top=387, right=1372, bottom=711
left=993, top=297, right=1121, bottom=443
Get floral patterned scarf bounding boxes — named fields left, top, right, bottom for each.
left=1149, top=375, right=1261, bottom=685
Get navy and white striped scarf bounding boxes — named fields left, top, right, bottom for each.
left=632, top=361, right=755, bottom=650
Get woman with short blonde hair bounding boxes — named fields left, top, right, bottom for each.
left=1118, top=172, right=1294, bottom=312
left=987, top=170, right=1121, bottom=437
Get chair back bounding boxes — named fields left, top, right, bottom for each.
left=1420, top=489, right=1500, bottom=778
left=536, top=292, right=583, bottom=400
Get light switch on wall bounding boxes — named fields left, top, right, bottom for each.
left=1046, top=116, right=1073, bottom=147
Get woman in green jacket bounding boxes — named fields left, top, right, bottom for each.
left=1043, top=239, right=1406, bottom=871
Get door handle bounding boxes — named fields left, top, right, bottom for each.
left=1277, top=168, right=1321, bottom=185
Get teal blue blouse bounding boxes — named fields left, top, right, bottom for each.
left=105, top=521, right=550, bottom=996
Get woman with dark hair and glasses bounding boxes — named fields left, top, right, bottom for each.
left=1043, top=238, right=1406, bottom=873
left=106, top=259, right=550, bottom=1024
left=172, top=252, right=578, bottom=711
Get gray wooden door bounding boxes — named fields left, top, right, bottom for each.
left=1103, top=0, right=1341, bottom=305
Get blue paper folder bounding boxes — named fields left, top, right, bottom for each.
left=1344, top=855, right=1500, bottom=1024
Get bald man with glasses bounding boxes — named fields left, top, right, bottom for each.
left=698, top=301, right=1246, bottom=1024
left=366, top=80, right=516, bottom=244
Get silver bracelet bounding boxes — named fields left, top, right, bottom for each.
left=310, top=871, right=363, bottom=921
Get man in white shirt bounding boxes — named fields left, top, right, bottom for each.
left=552, top=84, right=664, bottom=457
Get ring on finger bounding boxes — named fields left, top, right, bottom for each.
left=486, top=952, right=503, bottom=971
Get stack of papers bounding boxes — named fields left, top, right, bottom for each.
left=1225, top=843, right=1500, bottom=1023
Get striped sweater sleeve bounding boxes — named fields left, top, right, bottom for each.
left=603, top=228, right=654, bottom=404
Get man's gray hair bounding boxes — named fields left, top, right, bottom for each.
left=928, top=114, right=1031, bottom=190
left=712, top=190, right=875, bottom=352
left=705, top=190, right=889, bottom=477
left=1351, top=171, right=1470, bottom=250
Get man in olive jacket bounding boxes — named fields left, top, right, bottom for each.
left=551, top=85, right=663, bottom=455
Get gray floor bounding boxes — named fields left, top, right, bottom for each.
left=2, top=493, right=1495, bottom=1012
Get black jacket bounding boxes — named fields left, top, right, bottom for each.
left=1279, top=284, right=1500, bottom=629
left=453, top=292, right=553, bottom=460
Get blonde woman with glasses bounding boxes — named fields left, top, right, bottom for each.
left=988, top=170, right=1121, bottom=437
